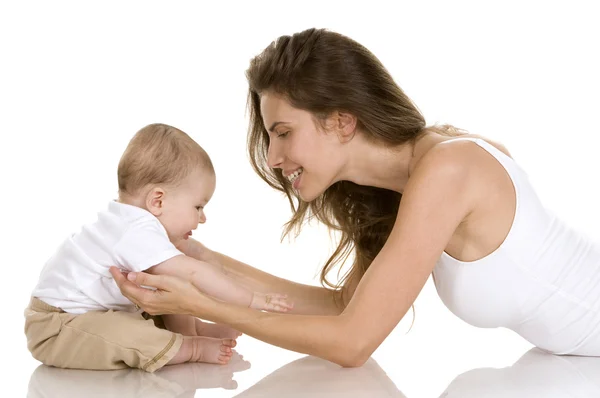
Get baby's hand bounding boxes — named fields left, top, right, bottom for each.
left=250, top=292, right=294, bottom=313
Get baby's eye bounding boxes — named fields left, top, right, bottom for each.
left=195, top=206, right=204, bottom=211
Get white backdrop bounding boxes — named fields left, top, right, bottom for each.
left=1, top=1, right=599, bottom=397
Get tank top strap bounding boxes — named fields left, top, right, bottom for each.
left=443, top=136, right=521, bottom=181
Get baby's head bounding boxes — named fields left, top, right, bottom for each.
left=118, top=123, right=215, bottom=243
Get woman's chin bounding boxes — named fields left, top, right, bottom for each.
left=295, top=188, right=309, bottom=202
left=296, top=187, right=323, bottom=203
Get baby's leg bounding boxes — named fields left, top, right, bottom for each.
left=168, top=336, right=236, bottom=365
left=24, top=298, right=182, bottom=372
left=194, top=318, right=242, bottom=339
left=163, top=314, right=197, bottom=336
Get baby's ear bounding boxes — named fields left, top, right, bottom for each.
left=146, top=187, right=165, bottom=216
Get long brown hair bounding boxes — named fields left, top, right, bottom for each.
left=246, top=28, right=460, bottom=306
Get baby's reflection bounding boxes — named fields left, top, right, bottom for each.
left=27, top=351, right=251, bottom=398
left=234, top=356, right=406, bottom=398
left=441, top=348, right=600, bottom=397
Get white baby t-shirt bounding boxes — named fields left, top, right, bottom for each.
left=32, top=201, right=183, bottom=314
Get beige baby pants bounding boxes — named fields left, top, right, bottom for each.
left=24, top=297, right=183, bottom=372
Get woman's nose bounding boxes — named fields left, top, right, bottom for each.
left=267, top=142, right=283, bottom=169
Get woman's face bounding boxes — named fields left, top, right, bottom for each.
left=260, top=92, right=344, bottom=202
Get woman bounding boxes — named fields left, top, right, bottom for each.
left=111, top=28, right=600, bottom=367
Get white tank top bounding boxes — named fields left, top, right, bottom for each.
left=432, top=137, right=600, bottom=355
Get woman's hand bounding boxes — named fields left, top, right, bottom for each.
left=109, top=266, right=217, bottom=317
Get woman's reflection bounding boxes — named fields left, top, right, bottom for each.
left=441, top=348, right=600, bottom=397
left=234, top=356, right=406, bottom=398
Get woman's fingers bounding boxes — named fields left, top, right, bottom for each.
left=109, top=266, right=218, bottom=318
left=110, top=267, right=174, bottom=293
left=109, top=266, right=148, bottom=308
left=110, top=266, right=204, bottom=315
left=109, top=266, right=136, bottom=292
left=126, top=271, right=168, bottom=290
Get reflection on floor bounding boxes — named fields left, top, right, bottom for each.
left=26, top=348, right=600, bottom=397
left=233, top=355, right=405, bottom=397
left=26, top=352, right=405, bottom=398
left=27, top=352, right=250, bottom=398
left=441, top=348, right=600, bottom=397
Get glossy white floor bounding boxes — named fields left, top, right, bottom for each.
left=14, top=281, right=600, bottom=397
left=3, top=1, right=600, bottom=397
left=21, top=349, right=600, bottom=398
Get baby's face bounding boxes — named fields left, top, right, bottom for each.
left=159, top=168, right=216, bottom=244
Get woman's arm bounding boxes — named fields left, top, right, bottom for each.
left=111, top=269, right=359, bottom=366
left=178, top=238, right=345, bottom=316
left=148, top=255, right=292, bottom=312
left=112, top=145, right=475, bottom=367
left=148, top=255, right=253, bottom=306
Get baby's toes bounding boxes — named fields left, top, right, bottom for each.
left=222, top=339, right=236, bottom=348
left=218, top=353, right=232, bottom=365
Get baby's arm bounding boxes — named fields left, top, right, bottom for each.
left=147, top=255, right=293, bottom=312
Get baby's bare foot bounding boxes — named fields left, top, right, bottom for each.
left=168, top=337, right=237, bottom=366
left=190, top=337, right=237, bottom=365
left=195, top=319, right=242, bottom=339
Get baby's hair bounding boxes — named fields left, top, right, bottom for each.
left=118, top=123, right=213, bottom=196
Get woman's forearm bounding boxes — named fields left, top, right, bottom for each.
left=214, top=251, right=343, bottom=315
left=204, top=301, right=363, bottom=367
left=184, top=239, right=345, bottom=316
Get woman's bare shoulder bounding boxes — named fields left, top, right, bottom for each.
left=417, top=133, right=514, bottom=182
left=459, top=133, right=513, bottom=159
left=410, top=132, right=509, bottom=208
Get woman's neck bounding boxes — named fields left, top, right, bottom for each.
left=340, top=131, right=446, bottom=193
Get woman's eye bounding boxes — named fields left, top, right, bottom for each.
left=277, top=131, right=289, bottom=138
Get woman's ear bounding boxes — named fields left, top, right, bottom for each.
left=146, top=187, right=165, bottom=216
left=331, top=111, right=357, bottom=143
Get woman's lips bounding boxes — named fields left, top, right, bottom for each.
left=293, top=172, right=302, bottom=189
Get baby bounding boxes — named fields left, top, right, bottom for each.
left=24, top=123, right=292, bottom=372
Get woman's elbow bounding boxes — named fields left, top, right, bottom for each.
left=334, top=352, right=370, bottom=368
left=327, top=316, right=378, bottom=367
left=337, top=355, right=368, bottom=368
left=331, top=340, right=373, bottom=368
